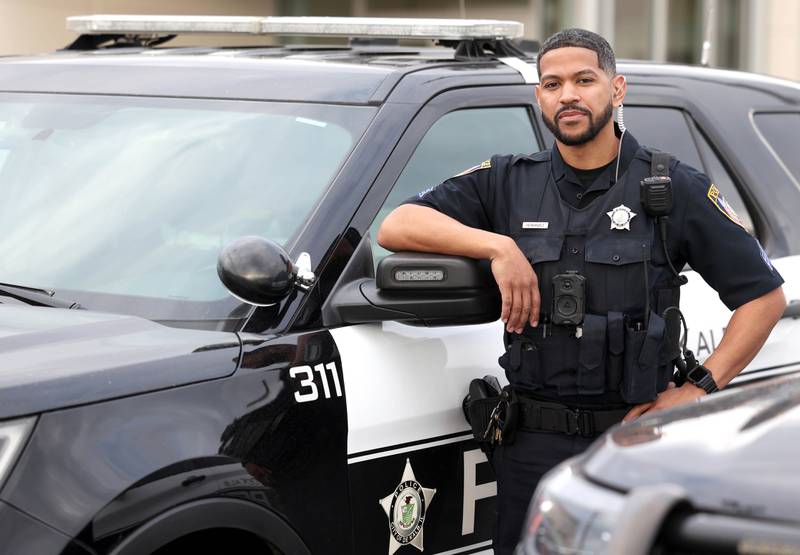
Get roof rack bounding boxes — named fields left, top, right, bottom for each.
left=66, top=15, right=523, bottom=41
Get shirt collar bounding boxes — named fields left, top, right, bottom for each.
left=550, top=123, right=641, bottom=190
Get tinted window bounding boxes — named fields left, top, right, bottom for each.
left=692, top=127, right=755, bottom=235
left=626, top=106, right=754, bottom=235
left=535, top=107, right=554, bottom=146
left=371, top=106, right=539, bottom=263
left=753, top=112, right=800, bottom=184
left=623, top=106, right=703, bottom=169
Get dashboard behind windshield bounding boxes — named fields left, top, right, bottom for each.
left=0, top=93, right=375, bottom=330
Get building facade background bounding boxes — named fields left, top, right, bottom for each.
left=1, top=0, right=798, bottom=81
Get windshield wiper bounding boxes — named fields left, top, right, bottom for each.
left=0, top=282, right=83, bottom=309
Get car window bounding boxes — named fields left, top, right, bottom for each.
left=623, top=106, right=704, bottom=169
left=0, top=93, right=375, bottom=329
left=370, top=106, right=539, bottom=265
left=535, top=108, right=555, bottom=146
left=692, top=126, right=755, bottom=235
left=752, top=112, right=800, bottom=185
left=625, top=106, right=755, bottom=235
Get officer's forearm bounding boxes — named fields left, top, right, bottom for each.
left=377, top=204, right=512, bottom=260
left=702, top=286, right=786, bottom=389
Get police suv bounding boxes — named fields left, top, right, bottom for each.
left=0, top=15, right=798, bottom=555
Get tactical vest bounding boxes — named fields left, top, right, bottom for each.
left=499, top=148, right=681, bottom=404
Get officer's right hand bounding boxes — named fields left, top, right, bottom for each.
left=490, top=239, right=540, bottom=333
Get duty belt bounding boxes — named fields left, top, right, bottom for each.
left=516, top=397, right=629, bottom=438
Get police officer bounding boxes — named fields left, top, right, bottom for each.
left=378, top=29, right=786, bottom=554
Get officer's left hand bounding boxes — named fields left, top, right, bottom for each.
left=622, top=382, right=706, bottom=422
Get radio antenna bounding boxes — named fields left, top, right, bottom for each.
left=700, top=3, right=714, bottom=66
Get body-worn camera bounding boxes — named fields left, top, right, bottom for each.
left=551, top=272, right=585, bottom=326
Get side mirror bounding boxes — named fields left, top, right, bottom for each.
left=325, top=248, right=501, bottom=326
left=217, top=236, right=315, bottom=306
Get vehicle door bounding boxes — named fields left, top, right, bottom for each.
left=335, top=86, right=543, bottom=555
left=541, top=103, right=800, bottom=384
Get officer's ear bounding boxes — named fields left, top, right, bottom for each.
left=612, top=74, right=627, bottom=106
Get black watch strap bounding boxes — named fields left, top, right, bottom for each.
left=687, top=364, right=719, bottom=394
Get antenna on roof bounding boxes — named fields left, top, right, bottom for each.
left=700, top=4, right=714, bottom=67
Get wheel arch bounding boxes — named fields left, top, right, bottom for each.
left=108, top=497, right=310, bottom=555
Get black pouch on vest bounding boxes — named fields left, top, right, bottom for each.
left=498, top=337, right=542, bottom=390
left=607, top=311, right=625, bottom=391
left=622, top=312, right=666, bottom=404
left=578, top=314, right=607, bottom=394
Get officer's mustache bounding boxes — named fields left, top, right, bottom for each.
left=556, top=105, right=592, bottom=120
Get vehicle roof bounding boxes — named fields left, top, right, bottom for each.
left=0, top=46, right=517, bottom=103
left=2, top=44, right=798, bottom=104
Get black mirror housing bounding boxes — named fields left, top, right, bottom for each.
left=217, top=236, right=297, bottom=306
left=326, top=250, right=501, bottom=326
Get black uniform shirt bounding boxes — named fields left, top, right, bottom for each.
left=550, top=125, right=639, bottom=209
left=405, top=131, right=783, bottom=311
left=570, top=159, right=614, bottom=195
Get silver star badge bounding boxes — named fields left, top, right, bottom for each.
left=607, top=204, right=637, bottom=230
left=379, top=458, right=436, bottom=555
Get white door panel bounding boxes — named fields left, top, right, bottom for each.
left=680, top=254, right=800, bottom=381
left=333, top=320, right=505, bottom=455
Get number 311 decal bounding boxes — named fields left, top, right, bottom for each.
left=289, top=362, right=343, bottom=403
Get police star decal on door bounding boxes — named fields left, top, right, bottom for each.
left=379, top=458, right=436, bottom=554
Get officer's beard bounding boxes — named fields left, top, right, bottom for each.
left=542, top=101, right=614, bottom=146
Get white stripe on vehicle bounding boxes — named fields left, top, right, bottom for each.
left=347, top=433, right=473, bottom=464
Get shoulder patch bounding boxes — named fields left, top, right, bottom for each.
left=707, top=183, right=745, bottom=228
left=453, top=159, right=491, bottom=177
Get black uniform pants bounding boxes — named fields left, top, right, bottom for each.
left=490, top=430, right=596, bottom=555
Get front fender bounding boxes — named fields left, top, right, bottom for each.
left=108, top=498, right=309, bottom=555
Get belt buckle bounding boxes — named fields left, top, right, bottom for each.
left=565, top=409, right=595, bottom=438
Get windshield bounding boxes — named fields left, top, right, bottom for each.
left=0, top=93, right=375, bottom=330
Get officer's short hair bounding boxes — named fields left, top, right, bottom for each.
left=537, top=28, right=616, bottom=77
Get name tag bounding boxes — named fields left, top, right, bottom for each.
left=522, top=222, right=549, bottom=230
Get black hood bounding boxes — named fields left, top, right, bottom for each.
left=0, top=305, right=241, bottom=419
left=581, top=375, right=800, bottom=522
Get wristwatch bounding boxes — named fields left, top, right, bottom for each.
left=686, top=364, right=719, bottom=394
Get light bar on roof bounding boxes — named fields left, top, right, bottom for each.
left=67, top=15, right=264, bottom=35
left=67, top=15, right=524, bottom=41
left=260, top=17, right=523, bottom=39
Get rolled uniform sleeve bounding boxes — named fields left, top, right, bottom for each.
left=678, top=164, right=783, bottom=310
left=402, top=156, right=508, bottom=233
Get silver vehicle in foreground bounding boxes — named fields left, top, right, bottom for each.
left=518, top=374, right=800, bottom=554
